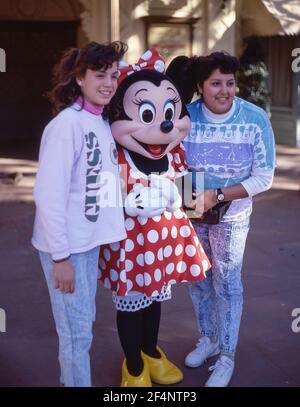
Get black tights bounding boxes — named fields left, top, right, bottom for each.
left=117, top=301, right=161, bottom=376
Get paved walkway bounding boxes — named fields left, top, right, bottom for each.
left=0, top=145, right=299, bottom=387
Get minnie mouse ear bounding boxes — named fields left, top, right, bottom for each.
left=166, top=56, right=194, bottom=105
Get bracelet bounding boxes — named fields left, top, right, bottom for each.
left=53, top=255, right=71, bottom=264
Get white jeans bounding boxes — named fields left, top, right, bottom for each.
left=39, top=246, right=100, bottom=387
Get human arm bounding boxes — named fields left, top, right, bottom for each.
left=34, top=118, right=75, bottom=261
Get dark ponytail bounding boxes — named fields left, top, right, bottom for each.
left=47, top=41, right=128, bottom=115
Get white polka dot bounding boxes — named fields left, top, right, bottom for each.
left=185, top=245, right=196, bottom=257
left=120, top=269, right=127, bottom=282
left=190, top=264, right=201, bottom=276
left=119, top=248, right=126, bottom=262
left=171, top=225, right=178, bottom=238
left=193, top=236, right=200, bottom=247
left=104, top=278, right=111, bottom=289
left=136, top=274, right=144, bottom=287
left=175, top=244, right=183, bottom=256
left=145, top=251, right=155, bottom=265
left=162, top=227, right=168, bottom=240
left=132, top=64, right=141, bottom=71
left=144, top=273, right=152, bottom=286
left=137, top=233, right=144, bottom=246
left=164, top=245, right=172, bottom=258
left=164, top=211, right=172, bottom=220
left=125, top=239, right=134, bottom=252
left=153, top=215, right=161, bottom=222
left=110, top=269, right=119, bottom=282
left=125, top=218, right=135, bottom=231
left=166, top=263, right=174, bottom=275
left=142, top=50, right=153, bottom=60
left=157, top=248, right=163, bottom=261
left=154, top=268, right=162, bottom=281
left=151, top=290, right=160, bottom=297
left=154, top=60, right=165, bottom=72
left=125, top=260, right=133, bottom=271
left=180, top=225, right=191, bottom=237
left=138, top=216, right=148, bottom=226
left=103, top=248, right=111, bottom=262
left=174, top=153, right=181, bottom=163
left=168, top=279, right=176, bottom=285
left=174, top=210, right=183, bottom=219
left=130, top=169, right=139, bottom=179
left=202, top=259, right=210, bottom=271
left=117, top=259, right=120, bottom=268
left=126, top=279, right=133, bottom=292
left=110, top=241, right=120, bottom=252
left=136, top=253, right=144, bottom=266
left=147, top=229, right=159, bottom=243
left=99, top=258, right=106, bottom=270
left=177, top=261, right=187, bottom=273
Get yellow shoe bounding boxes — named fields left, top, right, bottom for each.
left=142, top=346, right=184, bottom=385
left=121, top=358, right=152, bottom=387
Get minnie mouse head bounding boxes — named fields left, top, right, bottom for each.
left=107, top=49, right=191, bottom=160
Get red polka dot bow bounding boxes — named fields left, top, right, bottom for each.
left=118, top=48, right=166, bottom=84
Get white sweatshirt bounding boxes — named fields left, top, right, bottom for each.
left=32, top=105, right=126, bottom=260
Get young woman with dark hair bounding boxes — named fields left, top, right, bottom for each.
left=32, top=41, right=127, bottom=387
left=167, top=51, right=276, bottom=387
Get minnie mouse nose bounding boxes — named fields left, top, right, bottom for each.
left=160, top=120, right=174, bottom=133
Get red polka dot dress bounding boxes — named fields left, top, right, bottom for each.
left=99, top=144, right=210, bottom=308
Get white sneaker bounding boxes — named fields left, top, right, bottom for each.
left=185, top=337, right=220, bottom=368
left=205, top=355, right=234, bottom=387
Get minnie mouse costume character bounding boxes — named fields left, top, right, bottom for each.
left=99, top=49, right=210, bottom=387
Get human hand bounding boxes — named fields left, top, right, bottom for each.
left=184, top=189, right=217, bottom=218
left=53, top=259, right=75, bottom=294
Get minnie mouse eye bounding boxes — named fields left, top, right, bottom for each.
left=164, top=101, right=175, bottom=121
left=139, top=102, right=156, bottom=124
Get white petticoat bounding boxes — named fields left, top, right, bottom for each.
left=112, top=284, right=172, bottom=312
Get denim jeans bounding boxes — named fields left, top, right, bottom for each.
left=190, top=217, right=250, bottom=355
left=39, top=246, right=100, bottom=387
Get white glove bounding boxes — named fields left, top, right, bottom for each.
left=124, top=183, right=168, bottom=218
left=150, top=174, right=182, bottom=212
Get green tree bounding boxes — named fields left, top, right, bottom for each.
left=238, top=37, right=271, bottom=114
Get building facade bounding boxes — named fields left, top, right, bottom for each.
left=0, top=0, right=299, bottom=149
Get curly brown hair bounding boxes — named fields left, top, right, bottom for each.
left=47, top=41, right=127, bottom=114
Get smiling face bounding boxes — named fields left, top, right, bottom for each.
left=111, top=78, right=190, bottom=159
left=77, top=62, right=119, bottom=106
left=199, top=68, right=236, bottom=114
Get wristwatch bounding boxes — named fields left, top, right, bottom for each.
left=216, top=188, right=225, bottom=203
